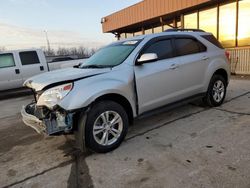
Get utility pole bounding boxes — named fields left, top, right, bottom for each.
left=44, top=30, right=51, bottom=53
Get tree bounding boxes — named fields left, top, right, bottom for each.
left=42, top=46, right=98, bottom=58
left=0, top=47, right=6, bottom=52
left=88, top=48, right=97, bottom=56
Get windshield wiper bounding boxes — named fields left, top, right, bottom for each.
left=80, top=65, right=111, bottom=69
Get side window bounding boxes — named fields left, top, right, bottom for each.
left=19, top=51, right=40, bottom=65
left=175, top=38, right=206, bottom=56
left=0, top=53, right=15, bottom=68
left=143, top=39, right=173, bottom=60
left=201, top=35, right=224, bottom=49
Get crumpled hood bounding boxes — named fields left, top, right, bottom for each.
left=24, top=67, right=110, bottom=91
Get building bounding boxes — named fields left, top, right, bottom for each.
left=102, top=0, right=250, bottom=75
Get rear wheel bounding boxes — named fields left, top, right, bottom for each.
left=80, top=100, right=129, bottom=153
left=203, top=74, right=227, bottom=107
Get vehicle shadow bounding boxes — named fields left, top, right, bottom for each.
left=57, top=135, right=94, bottom=188
left=59, top=99, right=205, bottom=188
left=0, top=88, right=32, bottom=100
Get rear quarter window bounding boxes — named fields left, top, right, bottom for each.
left=175, top=38, right=206, bottom=56
left=201, top=35, right=224, bottom=49
left=19, top=51, right=40, bottom=65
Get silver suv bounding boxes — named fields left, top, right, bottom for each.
left=22, top=29, right=230, bottom=153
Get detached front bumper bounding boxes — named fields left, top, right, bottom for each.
left=21, top=104, right=44, bottom=134
left=21, top=103, right=74, bottom=135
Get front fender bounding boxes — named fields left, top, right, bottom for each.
left=59, top=76, right=136, bottom=115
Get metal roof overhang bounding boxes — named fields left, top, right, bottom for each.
left=102, top=0, right=226, bottom=33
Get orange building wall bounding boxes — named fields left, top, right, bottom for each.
left=102, top=0, right=211, bottom=33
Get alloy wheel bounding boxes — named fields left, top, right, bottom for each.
left=212, top=80, right=225, bottom=103
left=93, top=111, right=123, bottom=146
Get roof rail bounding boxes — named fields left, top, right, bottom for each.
left=164, top=28, right=205, bottom=32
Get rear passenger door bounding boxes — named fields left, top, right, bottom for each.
left=0, top=53, right=23, bottom=91
left=173, top=37, right=208, bottom=97
left=135, top=37, right=183, bottom=114
left=19, top=51, right=46, bottom=81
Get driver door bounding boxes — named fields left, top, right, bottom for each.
left=134, top=37, right=183, bottom=114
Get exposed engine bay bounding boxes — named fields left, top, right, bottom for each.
left=22, top=102, right=74, bottom=135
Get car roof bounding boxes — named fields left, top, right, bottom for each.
left=0, top=48, right=42, bottom=54
left=120, top=31, right=212, bottom=42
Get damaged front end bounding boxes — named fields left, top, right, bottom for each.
left=21, top=102, right=74, bottom=135
left=21, top=82, right=76, bottom=135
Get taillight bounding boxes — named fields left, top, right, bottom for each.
left=225, top=51, right=230, bottom=62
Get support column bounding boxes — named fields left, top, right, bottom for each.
left=180, top=14, right=184, bottom=29
left=173, top=18, right=177, bottom=28
left=236, top=0, right=239, bottom=47
left=217, top=3, right=219, bottom=39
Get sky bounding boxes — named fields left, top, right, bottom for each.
left=0, top=0, right=142, bottom=50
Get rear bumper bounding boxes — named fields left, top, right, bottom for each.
left=21, top=103, right=74, bottom=135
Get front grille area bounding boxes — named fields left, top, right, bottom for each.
left=24, top=102, right=74, bottom=135
left=26, top=102, right=50, bottom=120
left=34, top=106, right=50, bottom=119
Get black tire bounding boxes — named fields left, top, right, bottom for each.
left=79, top=100, right=129, bottom=153
left=203, top=74, right=227, bottom=107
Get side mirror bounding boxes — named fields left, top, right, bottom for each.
left=73, top=63, right=82, bottom=68
left=137, top=53, right=158, bottom=65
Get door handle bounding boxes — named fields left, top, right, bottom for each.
left=170, top=64, right=179, bottom=70
left=40, top=66, right=44, bottom=71
left=202, top=56, right=209, bottom=61
left=15, top=69, right=20, bottom=74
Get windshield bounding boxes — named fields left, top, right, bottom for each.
left=80, top=40, right=141, bottom=68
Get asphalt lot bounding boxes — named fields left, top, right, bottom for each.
left=0, top=77, right=250, bottom=188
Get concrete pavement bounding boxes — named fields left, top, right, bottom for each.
left=0, top=78, right=249, bottom=188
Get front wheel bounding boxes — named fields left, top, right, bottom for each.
left=79, top=100, right=129, bottom=153
left=203, top=74, right=227, bottom=107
